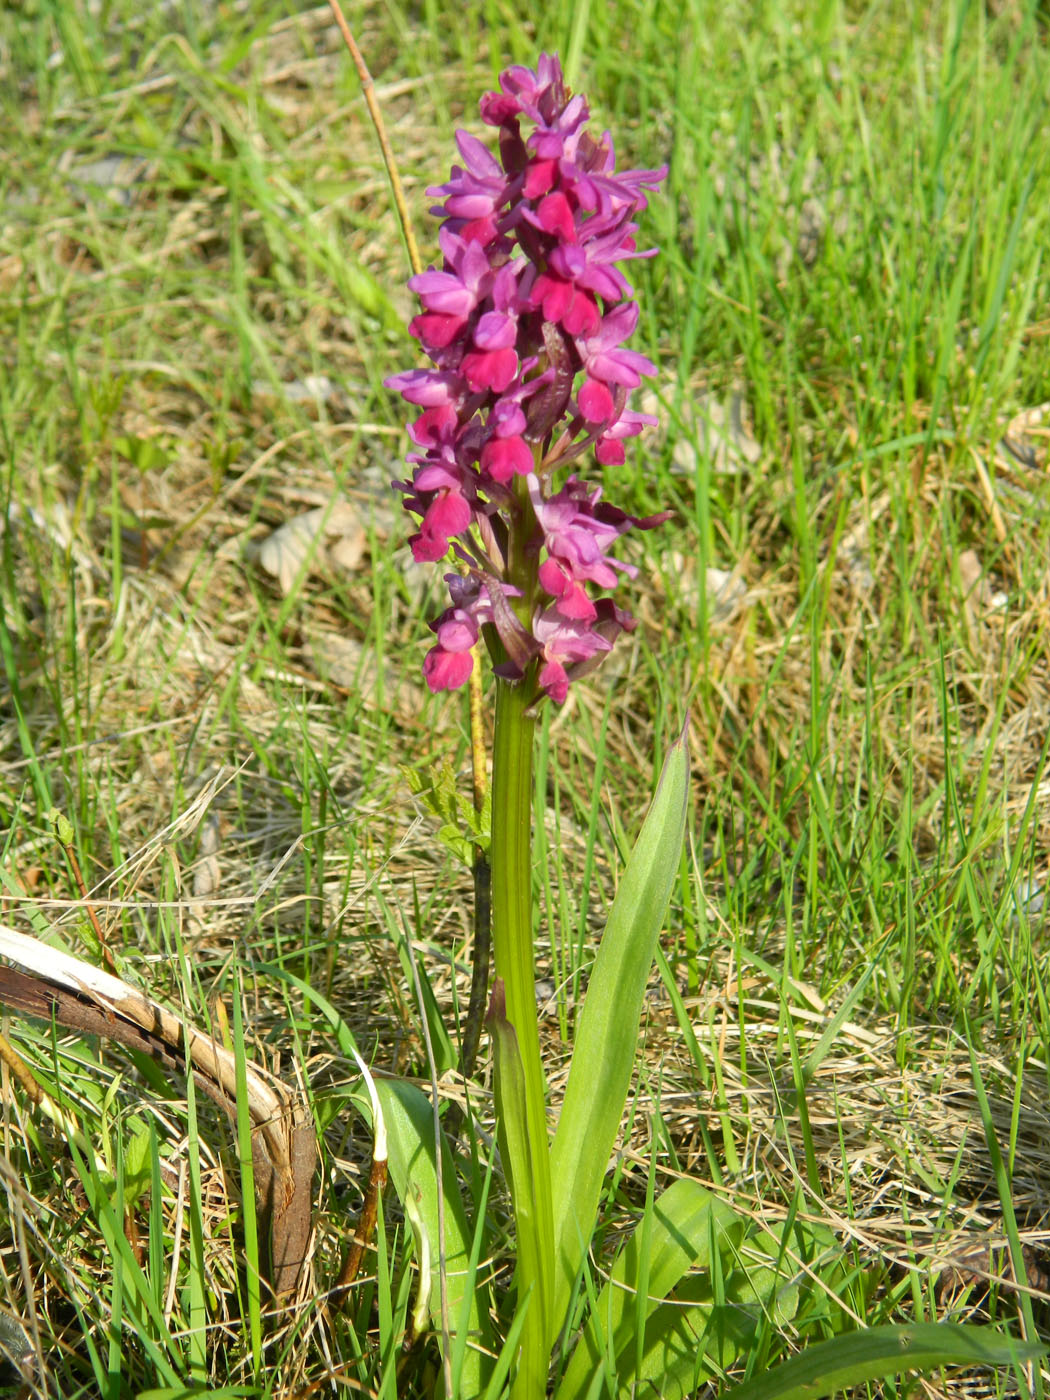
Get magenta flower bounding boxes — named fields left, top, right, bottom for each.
left=532, top=607, right=614, bottom=705
left=425, top=575, right=501, bottom=690
left=386, top=53, right=668, bottom=704
left=575, top=303, right=657, bottom=423
left=428, top=131, right=517, bottom=234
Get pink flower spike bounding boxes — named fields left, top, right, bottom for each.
left=387, top=51, right=666, bottom=701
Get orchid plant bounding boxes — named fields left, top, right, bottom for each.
left=376, top=51, right=1040, bottom=1400
left=380, top=56, right=700, bottom=1397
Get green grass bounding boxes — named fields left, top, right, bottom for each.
left=2, top=0, right=1050, bottom=1395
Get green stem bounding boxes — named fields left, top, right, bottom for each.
left=491, top=676, right=555, bottom=1397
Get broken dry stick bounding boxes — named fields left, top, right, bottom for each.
left=0, top=923, right=315, bottom=1297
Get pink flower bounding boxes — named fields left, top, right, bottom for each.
left=532, top=606, right=616, bottom=703
left=428, top=130, right=519, bottom=244
left=530, top=475, right=669, bottom=623
left=481, top=435, right=533, bottom=482
left=595, top=407, right=659, bottom=466
left=386, top=367, right=466, bottom=408
left=478, top=53, right=567, bottom=128
left=575, top=303, right=657, bottom=423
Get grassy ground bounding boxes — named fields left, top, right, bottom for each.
left=2, top=0, right=1050, bottom=1395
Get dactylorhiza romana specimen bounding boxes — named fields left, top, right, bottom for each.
left=386, top=52, right=668, bottom=707
left=385, top=53, right=670, bottom=1395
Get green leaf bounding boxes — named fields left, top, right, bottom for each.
left=556, top=1179, right=740, bottom=1400
left=598, top=1295, right=756, bottom=1400
left=121, top=1115, right=153, bottom=1209
left=136, top=1390, right=257, bottom=1400
left=727, top=1323, right=1045, bottom=1400
left=374, top=1078, right=494, bottom=1399
left=112, top=433, right=176, bottom=473
left=550, top=727, right=689, bottom=1326
left=403, top=760, right=490, bottom=866
left=256, top=963, right=360, bottom=1059
left=556, top=1183, right=848, bottom=1400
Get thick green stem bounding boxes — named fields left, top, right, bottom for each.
left=491, top=676, right=555, bottom=1397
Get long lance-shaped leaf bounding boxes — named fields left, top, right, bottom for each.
left=727, top=1323, right=1044, bottom=1400
left=374, top=1077, right=494, bottom=1399
left=555, top=1178, right=742, bottom=1400
left=549, top=727, right=689, bottom=1330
